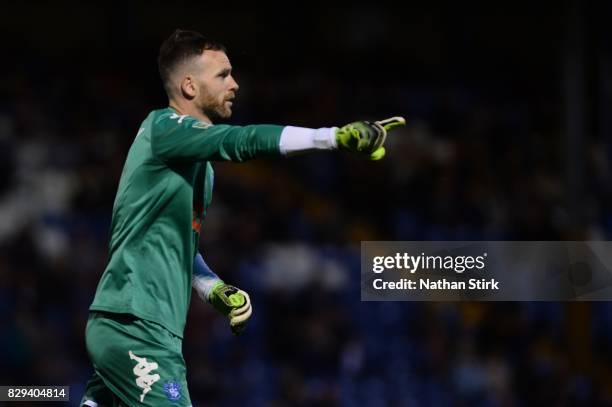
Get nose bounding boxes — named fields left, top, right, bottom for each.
left=229, top=75, right=239, bottom=92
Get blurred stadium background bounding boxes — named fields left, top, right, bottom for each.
left=1, top=1, right=612, bottom=405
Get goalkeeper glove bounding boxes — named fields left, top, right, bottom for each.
left=208, top=282, right=252, bottom=335
left=335, top=116, right=406, bottom=160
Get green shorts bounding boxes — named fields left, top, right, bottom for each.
left=80, top=312, right=192, bottom=406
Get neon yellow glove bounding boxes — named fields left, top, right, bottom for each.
left=335, top=116, right=405, bottom=160
left=208, top=282, right=252, bottom=335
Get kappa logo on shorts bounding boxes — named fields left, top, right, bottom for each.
left=163, top=379, right=183, bottom=401
left=129, top=350, right=161, bottom=402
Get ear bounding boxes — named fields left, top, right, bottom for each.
left=180, top=75, right=197, bottom=99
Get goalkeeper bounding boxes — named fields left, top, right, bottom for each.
left=81, top=29, right=404, bottom=406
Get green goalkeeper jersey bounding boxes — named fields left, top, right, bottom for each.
left=90, top=107, right=283, bottom=338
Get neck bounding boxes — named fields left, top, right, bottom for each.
left=168, top=99, right=212, bottom=124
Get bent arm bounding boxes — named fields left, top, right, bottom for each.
left=192, top=252, right=222, bottom=301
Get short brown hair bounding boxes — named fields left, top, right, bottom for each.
left=158, top=29, right=226, bottom=96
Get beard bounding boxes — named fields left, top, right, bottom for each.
left=198, top=88, right=233, bottom=122
left=202, top=104, right=231, bottom=122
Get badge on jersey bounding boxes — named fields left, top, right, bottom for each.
left=192, top=121, right=212, bottom=129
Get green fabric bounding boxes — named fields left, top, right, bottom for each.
left=81, top=372, right=126, bottom=406
left=89, top=107, right=283, bottom=338
left=82, top=312, right=191, bottom=406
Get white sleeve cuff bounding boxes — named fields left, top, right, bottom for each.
left=193, top=275, right=222, bottom=302
left=279, top=126, right=338, bottom=155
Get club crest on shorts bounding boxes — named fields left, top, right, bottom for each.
left=163, top=379, right=183, bottom=401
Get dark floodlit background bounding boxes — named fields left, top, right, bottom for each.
left=1, top=2, right=612, bottom=405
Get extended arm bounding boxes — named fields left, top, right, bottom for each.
left=275, top=116, right=406, bottom=159
left=152, top=109, right=405, bottom=163
left=151, top=111, right=283, bottom=162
